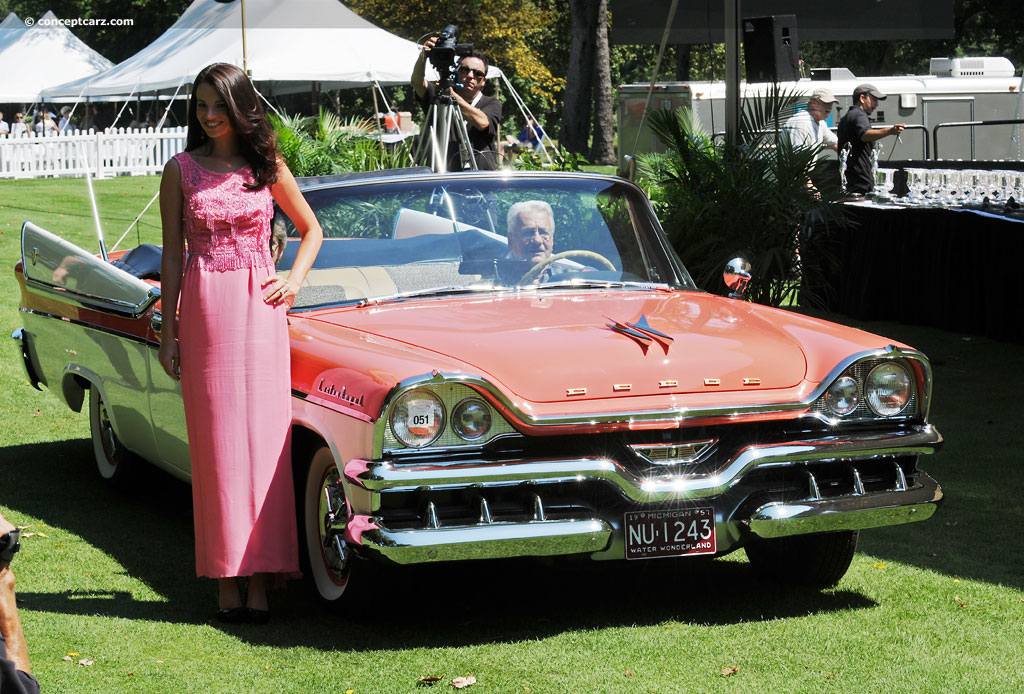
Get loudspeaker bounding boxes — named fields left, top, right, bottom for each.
left=743, top=15, right=800, bottom=83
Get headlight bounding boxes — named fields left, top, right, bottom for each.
left=390, top=389, right=445, bottom=447
left=865, top=362, right=912, bottom=416
left=825, top=376, right=860, bottom=416
left=451, top=398, right=492, bottom=441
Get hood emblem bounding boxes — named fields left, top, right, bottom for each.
left=606, top=314, right=674, bottom=355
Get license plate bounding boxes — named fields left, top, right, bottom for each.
left=624, top=507, right=716, bottom=560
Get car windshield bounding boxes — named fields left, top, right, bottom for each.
left=274, top=174, right=696, bottom=310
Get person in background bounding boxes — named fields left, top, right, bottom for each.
left=58, top=106, right=76, bottom=132
left=517, top=118, right=544, bottom=151
left=0, top=112, right=9, bottom=137
left=10, top=114, right=28, bottom=137
left=89, top=106, right=112, bottom=132
left=837, top=83, right=905, bottom=196
left=782, top=87, right=840, bottom=193
left=412, top=34, right=502, bottom=170
left=34, top=111, right=57, bottom=136
left=782, top=87, right=838, bottom=157
left=0, top=513, right=40, bottom=694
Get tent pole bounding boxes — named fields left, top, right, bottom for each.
left=724, top=0, right=741, bottom=148
left=370, top=86, right=386, bottom=158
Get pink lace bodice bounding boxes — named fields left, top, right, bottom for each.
left=175, top=152, right=274, bottom=272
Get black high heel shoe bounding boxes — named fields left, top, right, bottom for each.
left=216, top=607, right=248, bottom=624
left=246, top=607, right=270, bottom=624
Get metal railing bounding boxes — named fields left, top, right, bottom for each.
left=933, top=119, right=1024, bottom=160
left=709, top=123, right=931, bottom=159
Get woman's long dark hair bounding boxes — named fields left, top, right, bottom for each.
left=185, top=63, right=278, bottom=190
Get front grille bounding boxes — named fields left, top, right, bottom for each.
left=377, top=479, right=623, bottom=530
left=375, top=419, right=931, bottom=532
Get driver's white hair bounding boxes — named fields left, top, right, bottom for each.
left=507, top=200, right=554, bottom=233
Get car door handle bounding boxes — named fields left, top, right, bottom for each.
left=151, top=312, right=162, bottom=334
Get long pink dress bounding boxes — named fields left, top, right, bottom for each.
left=174, top=151, right=299, bottom=579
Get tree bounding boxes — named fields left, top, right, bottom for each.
left=561, top=0, right=597, bottom=154
left=590, top=0, right=615, bottom=165
left=560, top=0, right=614, bottom=163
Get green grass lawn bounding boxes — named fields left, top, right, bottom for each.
left=1, top=176, right=1022, bottom=693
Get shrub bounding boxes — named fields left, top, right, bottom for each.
left=637, top=86, right=847, bottom=307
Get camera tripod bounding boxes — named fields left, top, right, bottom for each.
left=415, top=95, right=478, bottom=173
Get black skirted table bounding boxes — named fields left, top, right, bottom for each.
left=813, top=203, right=1024, bottom=342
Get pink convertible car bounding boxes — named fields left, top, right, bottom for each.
left=14, top=170, right=943, bottom=602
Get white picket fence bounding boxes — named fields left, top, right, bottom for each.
left=0, top=127, right=188, bottom=179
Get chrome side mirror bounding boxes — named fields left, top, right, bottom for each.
left=723, top=257, right=752, bottom=299
left=617, top=154, right=636, bottom=181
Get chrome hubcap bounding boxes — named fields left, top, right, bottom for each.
left=318, top=469, right=349, bottom=581
left=98, top=400, right=118, bottom=464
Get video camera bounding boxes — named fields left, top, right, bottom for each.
left=427, top=25, right=474, bottom=104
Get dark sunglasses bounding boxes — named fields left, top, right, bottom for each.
left=458, top=66, right=486, bottom=79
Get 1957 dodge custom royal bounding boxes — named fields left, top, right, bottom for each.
left=13, top=170, right=942, bottom=602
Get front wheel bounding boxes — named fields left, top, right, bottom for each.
left=89, top=386, right=139, bottom=488
left=744, top=530, right=859, bottom=589
left=300, top=446, right=354, bottom=603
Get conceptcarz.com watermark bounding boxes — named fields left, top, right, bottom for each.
left=24, top=16, right=134, bottom=28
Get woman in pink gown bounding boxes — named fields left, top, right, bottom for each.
left=157, top=63, right=323, bottom=623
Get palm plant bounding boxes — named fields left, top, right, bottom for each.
left=637, top=85, right=847, bottom=307
left=270, top=108, right=413, bottom=176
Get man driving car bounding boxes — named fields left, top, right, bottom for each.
left=506, top=200, right=554, bottom=264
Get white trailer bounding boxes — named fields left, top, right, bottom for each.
left=617, top=57, right=1024, bottom=165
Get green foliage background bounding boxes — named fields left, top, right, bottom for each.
left=638, top=87, right=847, bottom=307
left=3, top=0, right=1023, bottom=143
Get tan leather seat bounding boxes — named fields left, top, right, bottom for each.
left=281, top=267, right=397, bottom=299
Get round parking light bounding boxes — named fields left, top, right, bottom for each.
left=452, top=398, right=492, bottom=441
left=825, top=376, right=861, bottom=416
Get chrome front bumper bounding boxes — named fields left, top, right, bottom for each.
left=343, top=425, right=944, bottom=564
left=354, top=519, right=613, bottom=564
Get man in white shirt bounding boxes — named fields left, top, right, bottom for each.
left=782, top=87, right=839, bottom=193
left=0, top=112, right=9, bottom=137
left=782, top=87, right=839, bottom=156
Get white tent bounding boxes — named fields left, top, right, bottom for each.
left=0, top=11, right=113, bottom=102
left=42, top=0, right=427, bottom=100
left=0, top=12, right=29, bottom=53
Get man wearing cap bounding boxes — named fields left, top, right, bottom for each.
left=782, top=87, right=839, bottom=157
left=837, top=83, right=905, bottom=195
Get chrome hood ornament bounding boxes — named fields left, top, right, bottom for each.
left=606, top=313, right=674, bottom=354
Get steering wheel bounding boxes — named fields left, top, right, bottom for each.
left=517, top=250, right=617, bottom=286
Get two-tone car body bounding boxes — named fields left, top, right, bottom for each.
left=13, top=170, right=943, bottom=601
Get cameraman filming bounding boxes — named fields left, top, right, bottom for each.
left=412, top=30, right=502, bottom=171
left=1, top=513, right=38, bottom=694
